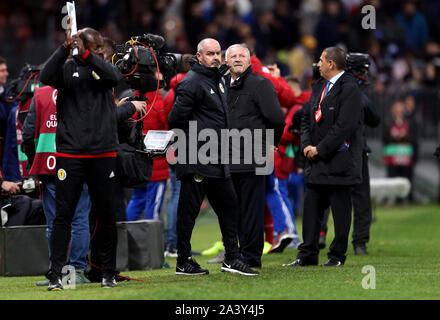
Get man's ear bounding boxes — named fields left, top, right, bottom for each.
left=196, top=52, right=202, bottom=63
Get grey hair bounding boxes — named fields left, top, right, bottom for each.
left=225, top=44, right=250, bottom=61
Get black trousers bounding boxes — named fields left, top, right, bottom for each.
left=298, top=183, right=352, bottom=264
left=176, top=174, right=240, bottom=264
left=351, top=152, right=372, bottom=247
left=321, top=152, right=372, bottom=247
left=231, top=172, right=265, bottom=267
left=50, top=157, right=117, bottom=277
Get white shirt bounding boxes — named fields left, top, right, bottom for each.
left=327, top=70, right=345, bottom=93
left=230, top=77, right=240, bottom=86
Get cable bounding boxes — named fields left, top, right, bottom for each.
left=87, top=219, right=147, bottom=283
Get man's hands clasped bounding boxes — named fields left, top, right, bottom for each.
left=304, top=145, right=318, bottom=160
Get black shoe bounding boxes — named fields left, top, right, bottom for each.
left=115, top=273, right=130, bottom=282
left=47, top=271, right=63, bottom=291
left=221, top=259, right=259, bottom=276
left=268, top=230, right=293, bottom=254
left=354, top=246, right=368, bottom=255
left=282, top=258, right=317, bottom=267
left=101, top=275, right=117, bottom=288
left=322, top=258, right=344, bottom=267
left=176, top=257, right=209, bottom=275
left=318, top=232, right=326, bottom=249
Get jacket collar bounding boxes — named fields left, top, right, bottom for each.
left=189, top=56, right=229, bottom=80
left=226, top=65, right=252, bottom=88
left=313, top=71, right=353, bottom=103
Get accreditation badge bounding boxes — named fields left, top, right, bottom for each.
left=315, top=105, right=322, bottom=123
left=219, top=82, right=225, bottom=93
left=92, top=71, right=101, bottom=80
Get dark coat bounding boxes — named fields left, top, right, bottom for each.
left=168, top=57, right=230, bottom=179
left=301, top=72, right=363, bottom=185
left=226, top=66, right=285, bottom=173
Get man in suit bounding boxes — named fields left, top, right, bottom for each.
left=283, top=47, right=363, bottom=267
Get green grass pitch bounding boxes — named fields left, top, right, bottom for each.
left=1, top=204, right=439, bottom=300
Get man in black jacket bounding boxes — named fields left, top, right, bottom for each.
left=168, top=38, right=258, bottom=276
left=225, top=44, right=285, bottom=268
left=284, top=47, right=363, bottom=267
left=39, top=27, right=123, bottom=290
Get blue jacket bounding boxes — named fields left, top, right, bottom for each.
left=2, top=105, right=21, bottom=181
left=395, top=12, right=429, bottom=50
left=0, top=87, right=20, bottom=181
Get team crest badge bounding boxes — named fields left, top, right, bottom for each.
left=92, top=71, right=101, bottom=80
left=57, top=169, right=67, bottom=181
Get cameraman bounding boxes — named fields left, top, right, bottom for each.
left=39, top=27, right=122, bottom=290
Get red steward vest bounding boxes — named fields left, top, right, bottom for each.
left=29, top=86, right=58, bottom=176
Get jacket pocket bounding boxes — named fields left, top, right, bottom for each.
left=328, top=150, right=353, bottom=176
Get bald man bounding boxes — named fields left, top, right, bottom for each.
left=168, top=38, right=259, bottom=276
left=40, top=27, right=122, bottom=290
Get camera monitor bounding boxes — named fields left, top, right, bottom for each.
left=143, top=130, right=175, bottom=155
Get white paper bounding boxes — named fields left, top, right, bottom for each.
left=66, top=1, right=78, bottom=55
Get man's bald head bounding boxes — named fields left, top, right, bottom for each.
left=196, top=38, right=221, bottom=68
left=79, top=28, right=104, bottom=58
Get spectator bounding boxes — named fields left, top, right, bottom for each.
left=383, top=100, right=417, bottom=202
left=315, top=0, right=349, bottom=56
left=395, top=0, right=429, bottom=52
left=0, top=56, right=19, bottom=181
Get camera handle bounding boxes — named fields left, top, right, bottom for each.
left=127, top=94, right=149, bottom=153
